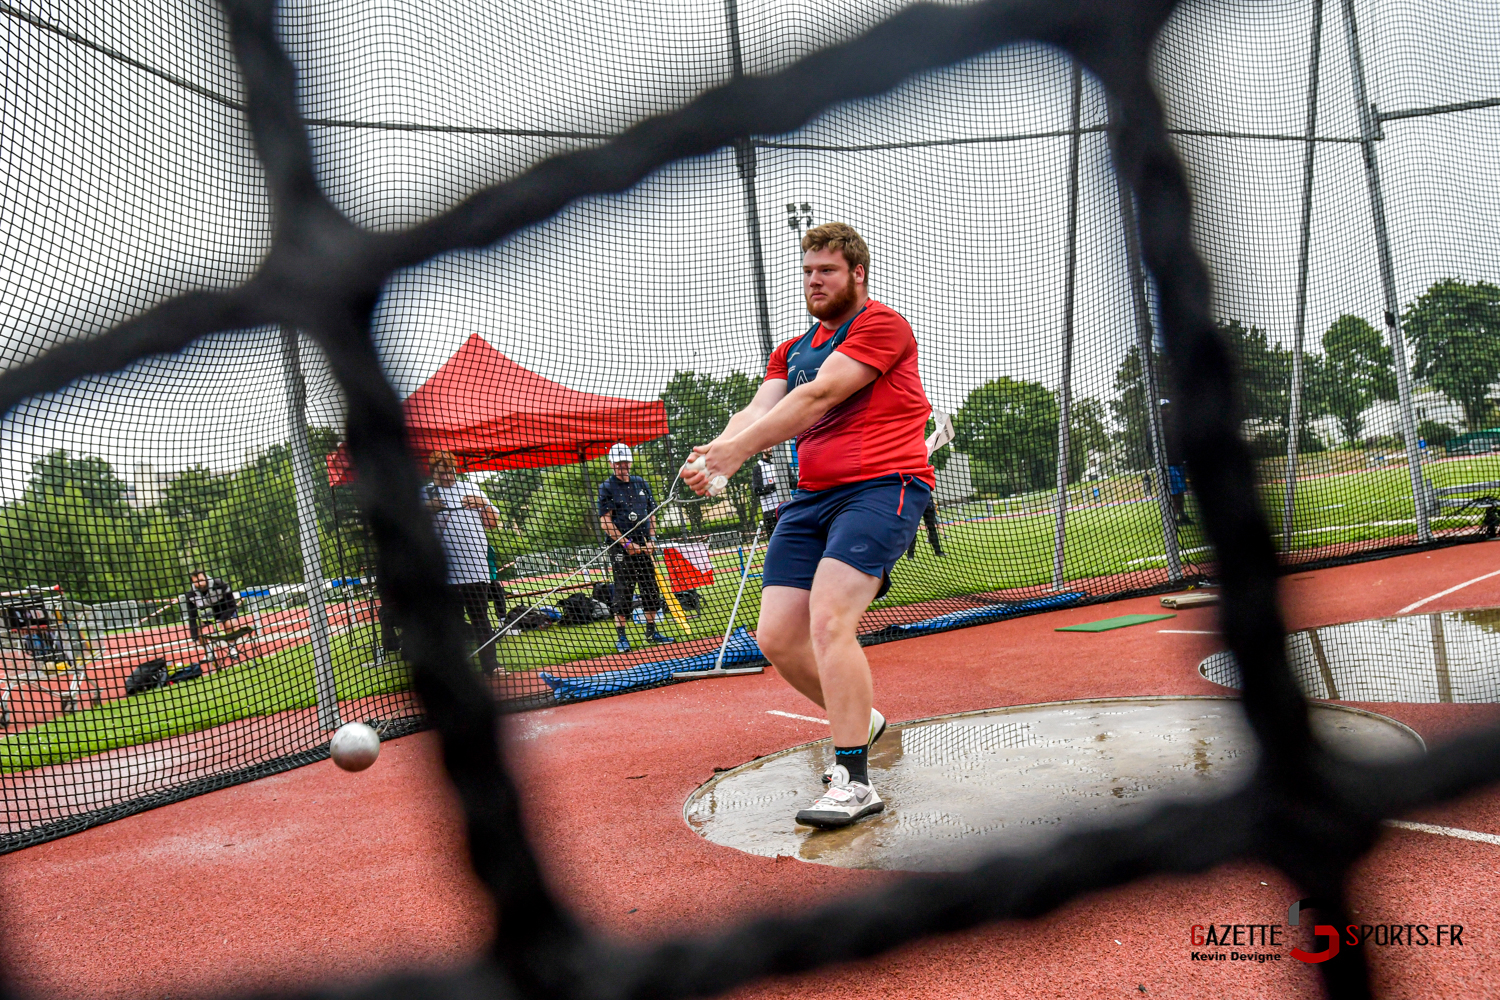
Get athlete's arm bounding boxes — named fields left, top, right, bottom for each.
left=684, top=352, right=879, bottom=494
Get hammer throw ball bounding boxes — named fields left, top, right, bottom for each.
left=683, top=454, right=728, bottom=496
left=330, top=721, right=381, bottom=771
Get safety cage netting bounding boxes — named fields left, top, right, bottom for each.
left=0, top=0, right=1496, bottom=861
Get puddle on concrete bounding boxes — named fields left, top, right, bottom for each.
left=684, top=697, right=1421, bottom=872
left=1201, top=608, right=1500, bottom=702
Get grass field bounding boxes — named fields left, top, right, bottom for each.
left=7, top=453, right=1497, bottom=772
left=0, top=626, right=407, bottom=773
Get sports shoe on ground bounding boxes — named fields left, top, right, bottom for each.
left=823, top=708, right=887, bottom=784
left=615, top=635, right=631, bottom=653
left=796, top=765, right=884, bottom=828
left=646, top=630, right=676, bottom=644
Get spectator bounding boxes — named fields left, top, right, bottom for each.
left=752, top=450, right=780, bottom=533
left=182, top=570, right=238, bottom=648
left=905, top=496, right=944, bottom=559
left=1161, top=397, right=1191, bottom=525
left=425, top=450, right=500, bottom=674
left=598, top=443, right=675, bottom=652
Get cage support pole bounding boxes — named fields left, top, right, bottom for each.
left=1110, top=104, right=1182, bottom=582
left=1281, top=0, right=1324, bottom=549
left=726, top=0, right=793, bottom=506
left=1052, top=61, right=1084, bottom=590
left=280, top=325, right=340, bottom=731
left=1341, top=0, right=1431, bottom=542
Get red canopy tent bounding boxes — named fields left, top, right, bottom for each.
left=327, top=333, right=668, bottom=483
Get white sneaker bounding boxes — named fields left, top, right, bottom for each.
left=796, top=765, right=884, bottom=828
left=823, top=708, right=887, bottom=784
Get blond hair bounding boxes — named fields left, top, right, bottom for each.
left=801, top=222, right=870, bottom=281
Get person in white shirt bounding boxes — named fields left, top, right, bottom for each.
left=424, top=450, right=500, bottom=674
left=752, top=450, right=780, bottom=533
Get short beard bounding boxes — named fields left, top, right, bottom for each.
left=806, top=276, right=860, bottom=321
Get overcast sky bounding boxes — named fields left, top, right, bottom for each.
left=0, top=0, right=1496, bottom=498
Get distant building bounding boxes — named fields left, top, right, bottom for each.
left=935, top=452, right=972, bottom=504
left=1357, top=389, right=1467, bottom=443
left=127, top=463, right=168, bottom=508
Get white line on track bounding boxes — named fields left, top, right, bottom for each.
left=1383, top=819, right=1500, bottom=846
left=766, top=709, right=829, bottom=725
left=1398, top=568, right=1500, bottom=615
left=1158, top=629, right=1218, bottom=634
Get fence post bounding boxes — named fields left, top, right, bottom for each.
left=1341, top=0, right=1431, bottom=543
left=725, top=0, right=794, bottom=504
left=1052, top=60, right=1084, bottom=590
left=1282, top=0, right=1325, bottom=550
left=1110, top=103, right=1183, bottom=583
left=280, top=326, right=341, bottom=731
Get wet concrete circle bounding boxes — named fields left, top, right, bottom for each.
left=684, top=696, right=1423, bottom=872
left=1201, top=608, right=1500, bottom=702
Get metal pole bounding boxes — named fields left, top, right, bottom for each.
left=1341, top=0, right=1431, bottom=542
left=1052, top=61, right=1084, bottom=590
left=280, top=325, right=340, bottom=731
left=1110, top=103, right=1182, bottom=582
left=671, top=518, right=765, bottom=679
left=1282, top=0, right=1325, bottom=548
left=726, top=0, right=794, bottom=503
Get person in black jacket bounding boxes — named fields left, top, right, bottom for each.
left=598, top=443, right=675, bottom=652
left=181, top=570, right=238, bottom=648
left=905, top=497, right=944, bottom=559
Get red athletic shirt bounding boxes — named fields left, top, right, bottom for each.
left=764, top=299, right=935, bottom=492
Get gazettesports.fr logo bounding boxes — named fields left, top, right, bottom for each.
left=1189, top=898, right=1465, bottom=965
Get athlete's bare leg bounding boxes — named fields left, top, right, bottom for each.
left=757, top=558, right=881, bottom=748
left=758, top=586, right=823, bottom=707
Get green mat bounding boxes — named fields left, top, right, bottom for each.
left=1055, top=613, right=1176, bottom=633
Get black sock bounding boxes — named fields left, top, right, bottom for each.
left=834, top=745, right=869, bottom=785
left=616, top=625, right=626, bottom=639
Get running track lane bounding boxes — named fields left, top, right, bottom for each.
left=2, top=543, right=1500, bottom=998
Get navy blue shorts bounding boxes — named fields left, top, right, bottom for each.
left=1167, top=464, right=1187, bottom=496
left=762, top=474, right=932, bottom=590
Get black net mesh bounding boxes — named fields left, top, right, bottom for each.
left=1, top=0, right=1499, bottom=995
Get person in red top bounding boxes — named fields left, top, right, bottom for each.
left=685, top=222, right=933, bottom=828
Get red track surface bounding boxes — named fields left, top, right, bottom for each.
left=3, top=544, right=1500, bottom=999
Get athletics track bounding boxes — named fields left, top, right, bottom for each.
left=2, top=543, right=1499, bottom=999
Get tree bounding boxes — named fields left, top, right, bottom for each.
left=1313, top=314, right=1395, bottom=446
left=1067, top=397, right=1111, bottom=481
left=30, top=451, right=130, bottom=511
left=643, top=371, right=758, bottom=530
left=952, top=377, right=1058, bottom=496
left=1109, top=345, right=1160, bottom=470
left=1405, top=278, right=1500, bottom=432
left=1216, top=318, right=1295, bottom=428
left=480, top=468, right=545, bottom=530
left=163, top=466, right=229, bottom=521
left=1111, top=321, right=1322, bottom=462
left=0, top=451, right=160, bottom=601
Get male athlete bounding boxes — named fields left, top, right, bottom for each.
left=684, top=222, right=933, bottom=828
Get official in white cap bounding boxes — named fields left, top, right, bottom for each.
left=597, top=443, right=674, bottom=652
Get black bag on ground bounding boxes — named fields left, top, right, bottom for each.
left=559, top=592, right=610, bottom=626
left=125, top=658, right=168, bottom=695
left=167, top=662, right=203, bottom=684
left=592, top=582, right=613, bottom=606
left=674, top=589, right=701, bottom=613
left=503, top=604, right=556, bottom=631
